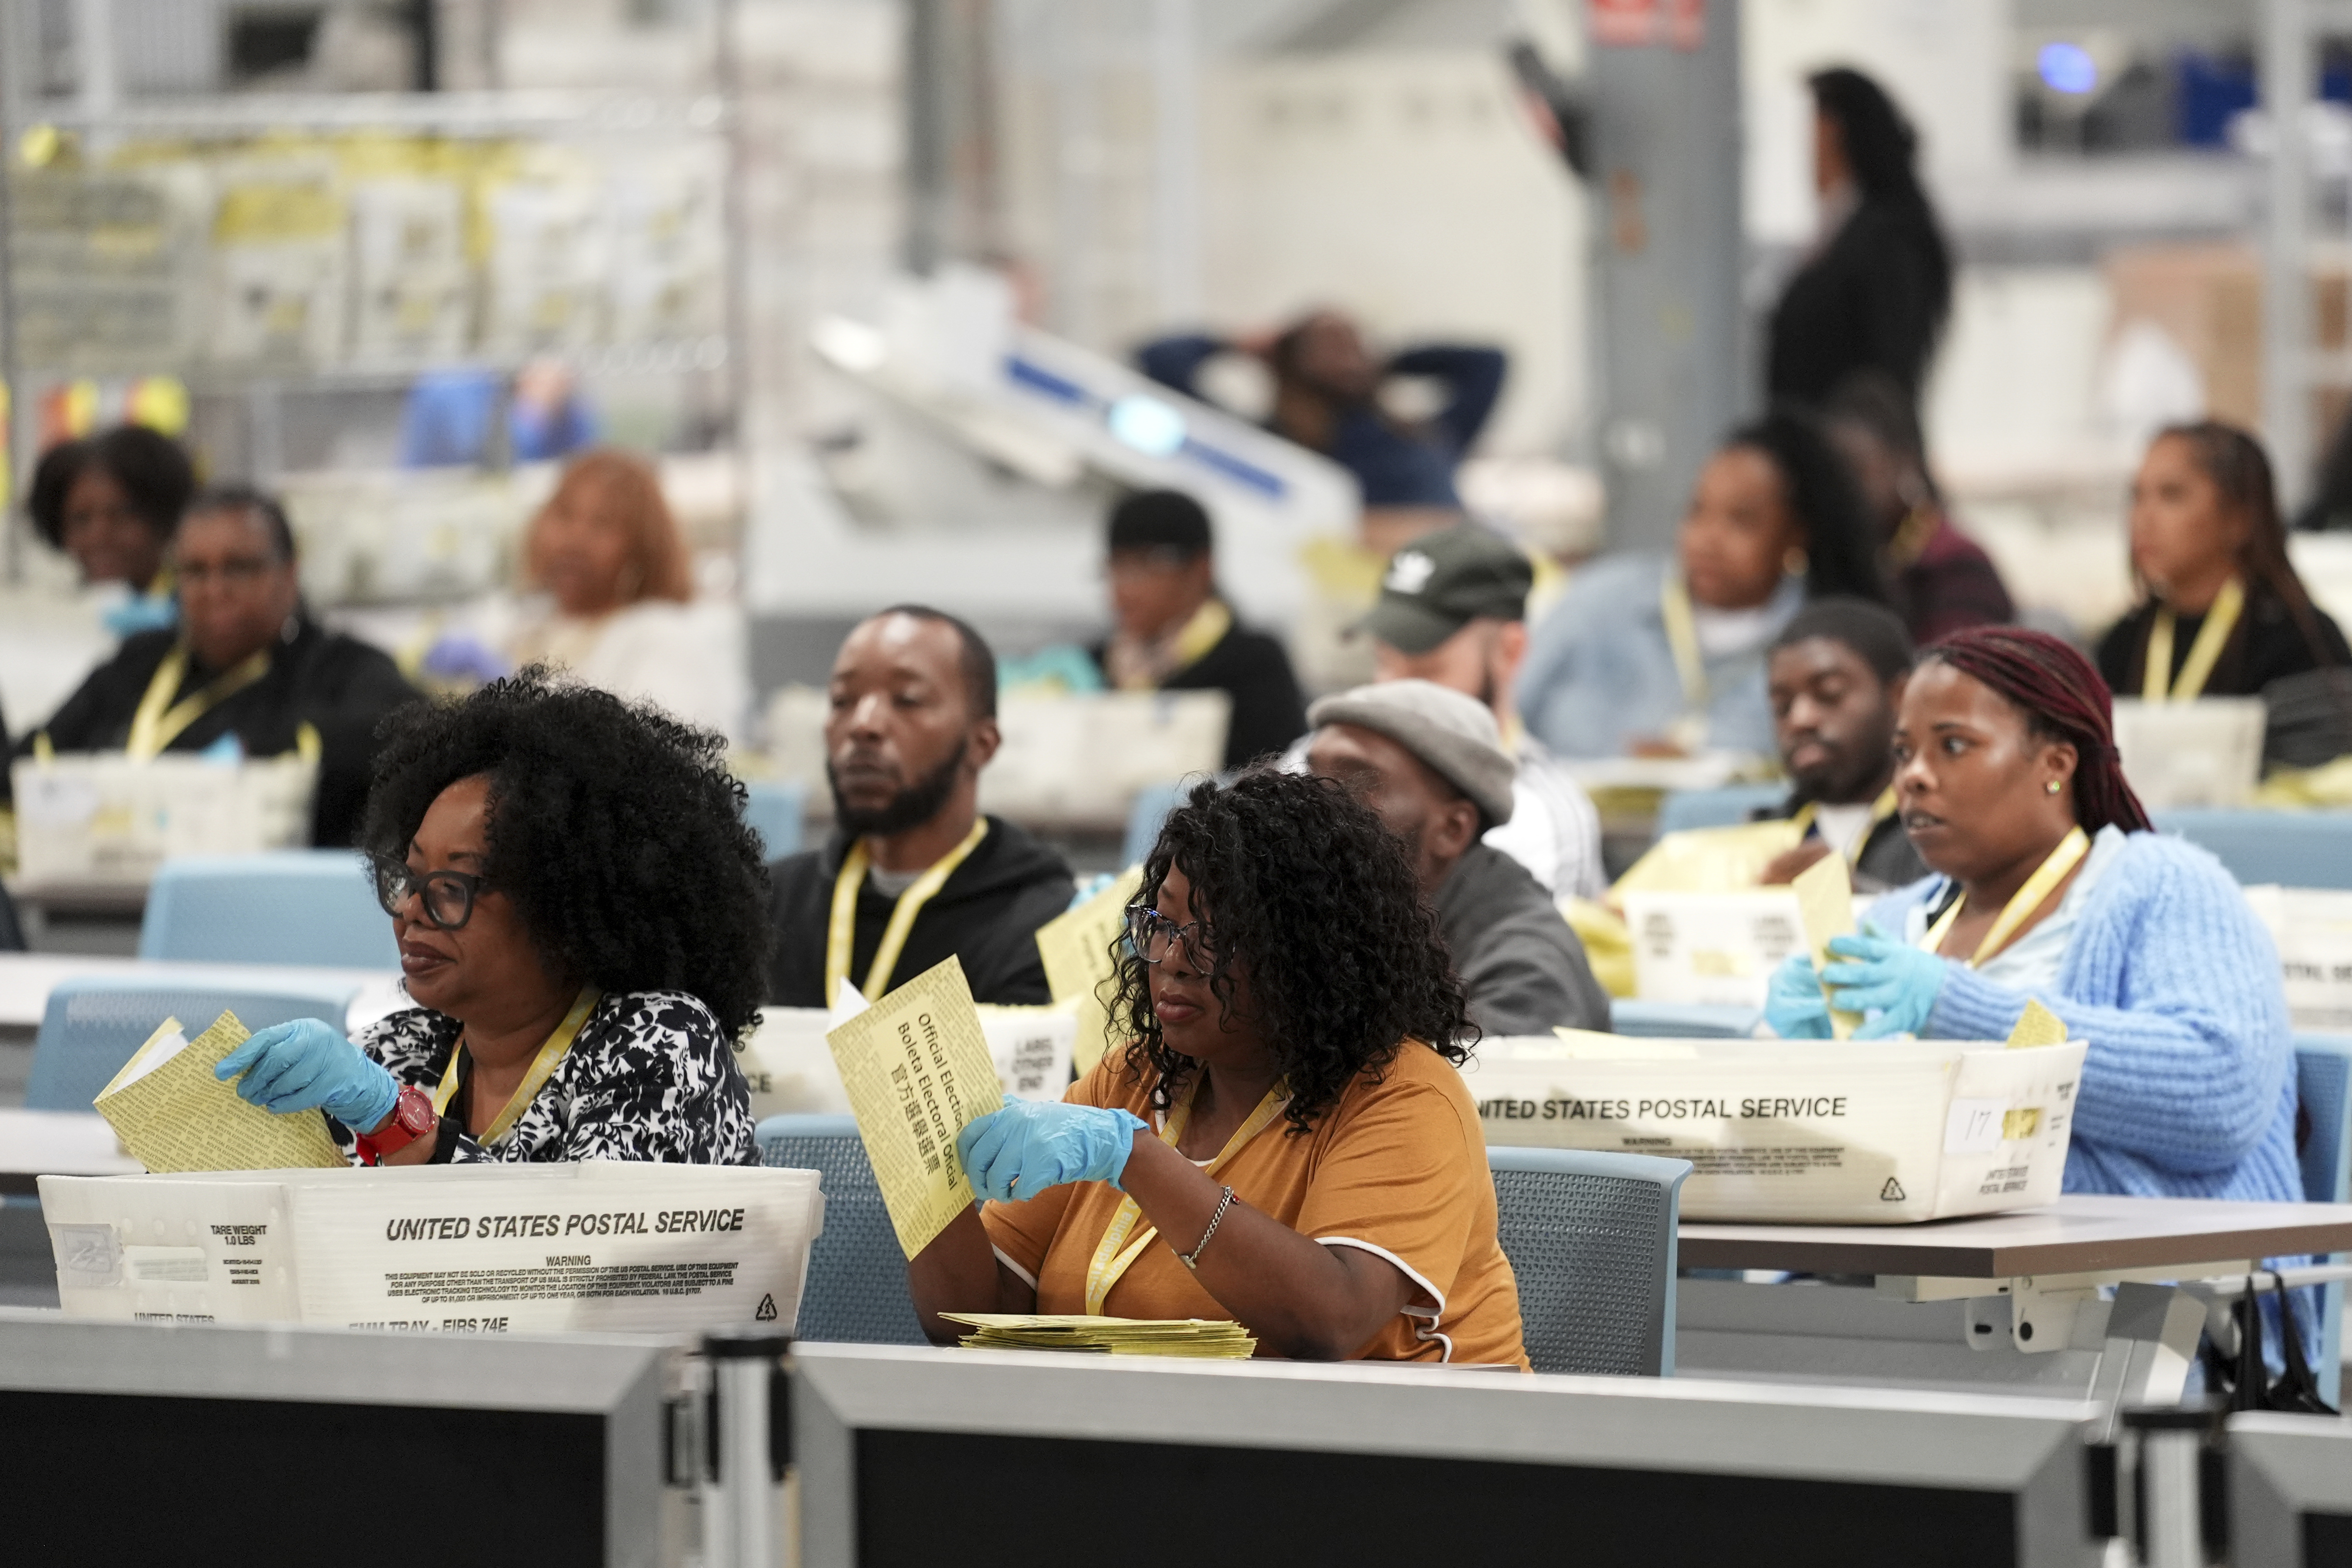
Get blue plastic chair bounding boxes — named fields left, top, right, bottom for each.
left=756, top=1114, right=926, bottom=1344
left=1121, top=781, right=1188, bottom=869
left=139, top=852, right=397, bottom=968
left=2153, top=810, right=2352, bottom=889
left=743, top=779, right=806, bottom=862
left=27, top=974, right=363, bottom=1113
left=2295, top=1035, right=2352, bottom=1406
left=1653, top=783, right=1788, bottom=839
left=1488, top=1146, right=1691, bottom=1376
left=1610, top=999, right=1761, bottom=1039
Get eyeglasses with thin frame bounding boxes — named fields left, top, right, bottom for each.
left=370, top=853, right=486, bottom=931
left=1126, top=902, right=1211, bottom=968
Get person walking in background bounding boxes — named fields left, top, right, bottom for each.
left=1090, top=489, right=1308, bottom=770
left=27, top=423, right=197, bottom=635
left=1767, top=68, right=1953, bottom=410
left=1517, top=408, right=1887, bottom=759
left=1823, top=372, right=2013, bottom=644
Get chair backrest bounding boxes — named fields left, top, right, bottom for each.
left=743, top=779, right=806, bottom=863
left=1653, top=783, right=1787, bottom=839
left=139, top=851, right=398, bottom=968
left=2294, top=1036, right=2352, bottom=1409
left=1610, top=999, right=1761, bottom=1039
left=1121, top=781, right=1187, bottom=871
left=757, top=1114, right=927, bottom=1345
left=2152, top=809, right=2352, bottom=890
left=28, top=974, right=363, bottom=1112
left=1488, top=1146, right=1691, bottom=1376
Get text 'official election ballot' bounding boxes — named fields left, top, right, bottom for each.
left=740, top=1001, right=1068, bottom=1123
left=1465, top=1034, right=2087, bottom=1223
left=825, top=955, right=1003, bottom=1258
left=39, top=1160, right=824, bottom=1334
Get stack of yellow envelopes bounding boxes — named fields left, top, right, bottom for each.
left=941, top=1313, right=1256, bottom=1359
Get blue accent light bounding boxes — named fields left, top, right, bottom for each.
left=1107, top=394, right=1187, bottom=457
left=2038, top=41, right=2098, bottom=96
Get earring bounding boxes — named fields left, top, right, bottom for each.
left=2045, top=780, right=2063, bottom=795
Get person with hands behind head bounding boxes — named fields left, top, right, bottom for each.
left=1764, top=627, right=2303, bottom=1212
left=216, top=668, right=767, bottom=1165
left=909, top=769, right=1528, bottom=1367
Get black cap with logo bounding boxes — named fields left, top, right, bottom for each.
left=1356, top=524, right=1535, bottom=655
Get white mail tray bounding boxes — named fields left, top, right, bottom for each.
left=1467, top=1036, right=2086, bottom=1224
left=40, top=1159, right=824, bottom=1335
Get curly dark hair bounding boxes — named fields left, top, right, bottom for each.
left=1726, top=406, right=1890, bottom=605
left=1110, top=768, right=1473, bottom=1137
left=359, top=668, right=773, bottom=1037
left=28, top=424, right=197, bottom=550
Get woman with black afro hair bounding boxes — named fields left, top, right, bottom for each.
left=213, top=668, right=767, bottom=1165
left=910, top=768, right=1528, bottom=1367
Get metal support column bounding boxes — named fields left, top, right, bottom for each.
left=2262, top=0, right=2315, bottom=511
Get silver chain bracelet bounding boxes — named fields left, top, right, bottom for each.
left=1179, top=1184, right=1236, bottom=1271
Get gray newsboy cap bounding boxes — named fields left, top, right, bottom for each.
left=1308, top=679, right=1517, bottom=827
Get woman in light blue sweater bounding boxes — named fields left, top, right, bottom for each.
left=1766, top=626, right=2300, bottom=1210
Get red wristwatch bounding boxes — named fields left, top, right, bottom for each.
left=356, top=1085, right=437, bottom=1165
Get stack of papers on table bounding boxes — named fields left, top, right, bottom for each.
left=943, top=1313, right=1256, bottom=1358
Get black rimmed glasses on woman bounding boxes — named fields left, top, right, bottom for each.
left=1126, top=903, right=1210, bottom=968
left=370, top=853, right=487, bottom=931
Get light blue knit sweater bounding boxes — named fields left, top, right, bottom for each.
left=1865, top=831, right=2302, bottom=1206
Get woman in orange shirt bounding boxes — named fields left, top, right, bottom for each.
left=909, top=769, right=1527, bottom=1367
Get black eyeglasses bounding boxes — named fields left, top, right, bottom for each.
left=1126, top=903, right=1210, bottom=968
left=370, top=853, right=487, bottom=931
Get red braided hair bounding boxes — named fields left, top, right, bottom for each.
left=1919, top=625, right=2153, bottom=834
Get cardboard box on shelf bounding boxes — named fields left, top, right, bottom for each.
left=9, top=754, right=317, bottom=888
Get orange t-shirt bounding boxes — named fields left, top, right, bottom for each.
left=979, top=1041, right=1528, bottom=1370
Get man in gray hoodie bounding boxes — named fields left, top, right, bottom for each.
left=1305, top=680, right=1610, bottom=1038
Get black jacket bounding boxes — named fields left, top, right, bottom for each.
left=765, top=814, right=1076, bottom=1007
left=2096, top=582, right=2352, bottom=704
left=1089, top=618, right=1309, bottom=771
left=1756, top=794, right=1928, bottom=895
left=11, top=616, right=421, bottom=847
left=1432, top=843, right=1610, bottom=1038
left=1767, top=199, right=1948, bottom=405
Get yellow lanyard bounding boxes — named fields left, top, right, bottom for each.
left=1081, top=1077, right=1286, bottom=1317
left=1919, top=827, right=2089, bottom=969
left=2143, top=576, right=2244, bottom=702
left=825, top=817, right=990, bottom=1005
left=1659, top=573, right=1707, bottom=713
left=1789, top=786, right=1901, bottom=868
left=124, top=642, right=272, bottom=760
left=434, top=986, right=601, bottom=1147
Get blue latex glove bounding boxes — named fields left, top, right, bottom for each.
left=1820, top=933, right=1951, bottom=1040
left=214, top=1019, right=400, bottom=1132
left=1764, top=955, right=1833, bottom=1039
left=955, top=1096, right=1150, bottom=1203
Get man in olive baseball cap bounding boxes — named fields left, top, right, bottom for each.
left=1357, top=523, right=1604, bottom=900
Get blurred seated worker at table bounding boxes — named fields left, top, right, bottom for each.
left=1822, top=372, right=2013, bottom=646
left=1138, top=311, right=1505, bottom=556
left=213, top=670, right=765, bottom=1164
left=1517, top=408, right=1887, bottom=760
left=2095, top=422, right=2350, bottom=748
left=27, top=423, right=197, bottom=636
left=1359, top=522, right=1605, bottom=900
left=1765, top=627, right=2302, bottom=1208
left=1752, top=598, right=1928, bottom=894
left=911, top=769, right=1528, bottom=1366
left=1305, top=681, right=1608, bottom=1037
left=398, top=358, right=601, bottom=470
left=499, top=450, right=748, bottom=742
left=1090, top=488, right=1308, bottom=770
left=13, top=484, right=420, bottom=847
left=766, top=607, right=1076, bottom=1008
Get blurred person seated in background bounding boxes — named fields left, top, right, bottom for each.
left=1753, top=598, right=1928, bottom=893
left=213, top=670, right=765, bottom=1165
left=399, top=357, right=601, bottom=469
left=13, top=484, right=418, bottom=847
left=767, top=607, right=1075, bottom=1008
left=1517, top=408, right=1888, bottom=759
left=2096, top=422, right=2350, bottom=765
left=912, top=769, right=1528, bottom=1367
left=1823, top=372, right=2013, bottom=644
left=497, top=449, right=748, bottom=743
left=1306, top=680, right=1608, bottom=1037
left=1091, top=489, right=1307, bottom=770
left=1767, top=68, right=1951, bottom=410
left=1354, top=522, right=1605, bottom=900
left=27, top=423, right=197, bottom=636
left=1137, top=309, right=1505, bottom=556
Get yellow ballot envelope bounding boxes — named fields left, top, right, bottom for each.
left=95, top=1012, right=349, bottom=1174
left=1034, top=865, right=1143, bottom=1077
left=1792, top=853, right=1862, bottom=1039
left=2008, top=998, right=2068, bottom=1049
left=826, top=955, right=1005, bottom=1258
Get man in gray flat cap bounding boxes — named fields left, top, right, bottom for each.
left=1306, top=679, right=1610, bottom=1038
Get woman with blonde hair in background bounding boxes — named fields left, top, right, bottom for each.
left=503, top=449, right=748, bottom=742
